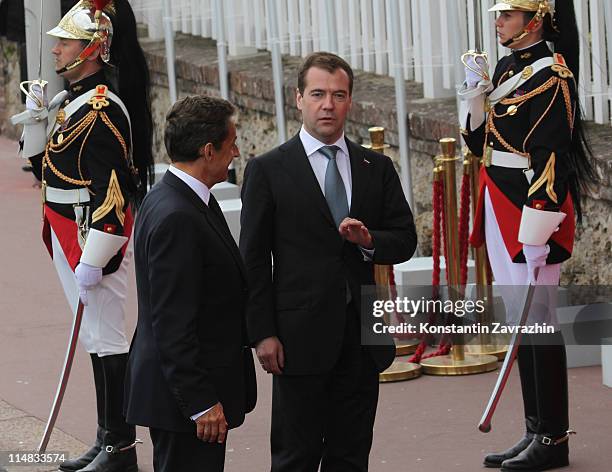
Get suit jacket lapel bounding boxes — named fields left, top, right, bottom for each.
left=206, top=195, right=247, bottom=282
left=346, top=138, right=371, bottom=218
left=163, top=171, right=247, bottom=281
left=279, top=134, right=336, bottom=227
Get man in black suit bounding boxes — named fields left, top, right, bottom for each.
left=239, top=52, right=417, bottom=472
left=125, top=96, right=256, bottom=472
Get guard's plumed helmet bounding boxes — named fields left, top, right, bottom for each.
left=489, top=0, right=556, bottom=47
left=48, top=0, right=115, bottom=73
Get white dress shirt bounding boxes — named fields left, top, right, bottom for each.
left=168, top=165, right=214, bottom=421
left=300, top=126, right=352, bottom=208
left=299, top=126, right=373, bottom=261
left=168, top=165, right=211, bottom=206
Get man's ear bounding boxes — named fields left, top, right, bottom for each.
left=296, top=88, right=303, bottom=111
left=201, top=142, right=214, bottom=162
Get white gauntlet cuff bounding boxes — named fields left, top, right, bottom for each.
left=11, top=108, right=49, bottom=158
left=458, top=80, right=493, bottom=132
left=80, top=228, right=128, bottom=268
left=518, top=206, right=566, bottom=246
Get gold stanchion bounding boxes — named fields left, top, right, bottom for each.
left=420, top=138, right=497, bottom=375
left=363, top=127, right=421, bottom=382
left=464, top=150, right=508, bottom=360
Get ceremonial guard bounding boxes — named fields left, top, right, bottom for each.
left=11, top=1, right=153, bottom=471
left=459, top=1, right=596, bottom=471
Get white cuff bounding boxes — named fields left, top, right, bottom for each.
left=458, top=80, right=493, bottom=132
left=359, top=246, right=375, bottom=261
left=190, top=405, right=214, bottom=421
left=518, top=206, right=566, bottom=246
left=80, top=228, right=128, bottom=268
left=11, top=109, right=49, bottom=158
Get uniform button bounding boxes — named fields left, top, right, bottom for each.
left=64, top=99, right=70, bottom=105
left=535, top=203, right=543, bottom=209
left=489, top=142, right=494, bottom=146
left=509, top=70, right=514, bottom=76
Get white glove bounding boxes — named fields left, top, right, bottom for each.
left=523, top=244, right=550, bottom=285
left=464, top=55, right=488, bottom=88
left=75, top=262, right=103, bottom=306
left=25, top=82, right=47, bottom=111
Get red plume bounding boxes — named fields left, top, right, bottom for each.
left=94, top=0, right=112, bottom=12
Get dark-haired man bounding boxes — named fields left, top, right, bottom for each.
left=240, top=52, right=417, bottom=471
left=125, top=95, right=256, bottom=472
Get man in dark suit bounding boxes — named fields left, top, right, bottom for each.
left=125, top=96, right=256, bottom=472
left=239, top=52, right=417, bottom=472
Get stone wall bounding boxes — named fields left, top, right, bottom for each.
left=2, top=33, right=610, bottom=284
left=0, top=37, right=23, bottom=140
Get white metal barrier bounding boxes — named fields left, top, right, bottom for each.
left=130, top=0, right=612, bottom=125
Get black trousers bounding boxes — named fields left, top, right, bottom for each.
left=271, top=304, right=380, bottom=472
left=150, top=427, right=227, bottom=472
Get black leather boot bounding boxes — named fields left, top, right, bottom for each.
left=78, top=354, right=138, bottom=472
left=500, top=433, right=571, bottom=471
left=60, top=426, right=105, bottom=472
left=484, top=340, right=538, bottom=468
left=59, top=355, right=106, bottom=472
left=501, top=332, right=571, bottom=471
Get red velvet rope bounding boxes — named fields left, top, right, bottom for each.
left=409, top=176, right=444, bottom=364
left=458, top=171, right=471, bottom=286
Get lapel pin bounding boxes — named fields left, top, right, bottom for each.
left=363, top=158, right=371, bottom=165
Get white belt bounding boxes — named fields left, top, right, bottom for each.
left=490, top=150, right=529, bottom=169
left=44, top=186, right=90, bottom=204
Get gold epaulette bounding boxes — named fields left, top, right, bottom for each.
left=551, top=53, right=573, bottom=79
left=88, top=84, right=111, bottom=110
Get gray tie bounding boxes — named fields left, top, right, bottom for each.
left=319, top=145, right=349, bottom=227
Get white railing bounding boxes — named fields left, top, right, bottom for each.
left=130, top=0, right=612, bottom=126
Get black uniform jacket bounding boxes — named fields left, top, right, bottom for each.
left=464, top=41, right=576, bottom=264
left=31, top=71, right=134, bottom=273
left=125, top=171, right=256, bottom=433
left=239, top=134, right=417, bottom=375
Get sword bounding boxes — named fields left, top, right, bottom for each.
left=478, top=270, right=539, bottom=433
left=20, top=0, right=48, bottom=108
left=461, top=0, right=489, bottom=82
left=473, top=0, right=482, bottom=53
left=38, top=300, right=85, bottom=454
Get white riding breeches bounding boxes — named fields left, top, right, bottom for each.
left=50, top=228, right=131, bottom=356
left=484, top=189, right=561, bottom=328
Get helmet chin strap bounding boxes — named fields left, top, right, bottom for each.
left=501, top=11, right=545, bottom=49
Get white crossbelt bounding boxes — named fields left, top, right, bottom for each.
left=490, top=149, right=529, bottom=169
left=44, top=186, right=90, bottom=204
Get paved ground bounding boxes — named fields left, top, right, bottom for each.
left=1, top=135, right=611, bottom=472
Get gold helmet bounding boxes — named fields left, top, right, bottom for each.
left=48, top=0, right=116, bottom=73
left=489, top=0, right=556, bottom=47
